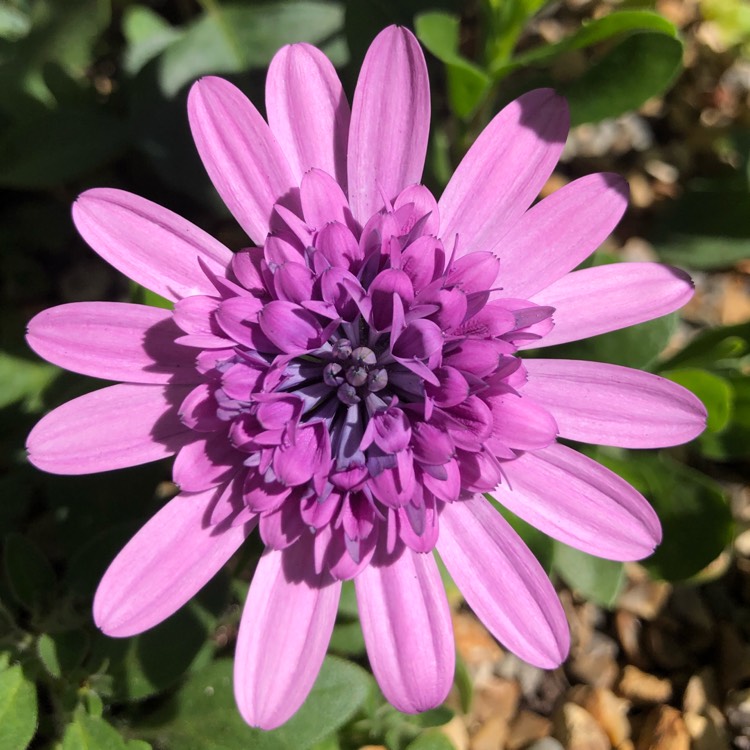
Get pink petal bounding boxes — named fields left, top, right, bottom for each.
left=173, top=434, right=238, bottom=492
left=266, top=43, right=350, bottom=188
left=94, top=487, right=254, bottom=637
left=496, top=173, right=629, bottom=298
left=525, top=262, right=694, bottom=349
left=72, top=189, right=233, bottom=302
left=523, top=359, right=707, bottom=448
left=437, top=495, right=569, bottom=668
left=27, top=384, right=191, bottom=474
left=497, top=443, right=662, bottom=560
left=486, top=392, right=558, bottom=451
left=300, top=168, right=353, bottom=230
left=234, top=541, right=341, bottom=729
left=439, top=89, right=569, bottom=258
left=258, top=300, right=324, bottom=353
left=188, top=76, right=297, bottom=245
left=27, top=302, right=200, bottom=384
left=355, top=548, right=454, bottom=713
left=347, top=27, right=430, bottom=222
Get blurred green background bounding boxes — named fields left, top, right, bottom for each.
left=1, top=1, right=749, bottom=748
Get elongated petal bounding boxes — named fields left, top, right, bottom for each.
left=438, top=495, right=569, bottom=668
left=355, top=548, right=454, bottom=713
left=72, top=189, right=233, bottom=301
left=188, top=76, right=297, bottom=245
left=347, top=27, right=429, bottom=222
left=439, top=89, right=569, bottom=258
left=523, top=359, right=707, bottom=447
left=27, top=384, right=191, bottom=474
left=94, top=488, right=254, bottom=636
left=266, top=43, right=350, bottom=188
left=525, top=262, right=694, bottom=349
left=234, top=541, right=341, bottom=729
left=27, top=302, right=200, bottom=384
left=497, top=443, right=661, bottom=560
left=496, top=173, right=629, bottom=298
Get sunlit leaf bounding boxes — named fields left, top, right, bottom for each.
left=0, top=664, right=37, bottom=750
left=552, top=542, right=625, bottom=608
left=61, top=709, right=129, bottom=750
left=562, top=32, right=683, bottom=125
left=662, top=368, right=734, bottom=433
left=136, top=657, right=370, bottom=750
left=37, top=631, right=89, bottom=679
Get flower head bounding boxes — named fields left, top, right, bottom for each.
left=26, top=26, right=706, bottom=729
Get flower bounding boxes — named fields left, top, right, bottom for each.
left=26, top=26, right=705, bottom=729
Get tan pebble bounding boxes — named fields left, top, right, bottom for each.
left=683, top=668, right=720, bottom=715
left=734, top=528, right=750, bottom=558
left=552, top=703, right=610, bottom=750
left=507, top=709, right=553, bottom=750
left=636, top=706, right=690, bottom=750
left=442, top=715, right=471, bottom=750
left=719, top=623, right=750, bottom=691
left=617, top=666, right=672, bottom=705
left=684, top=711, right=731, bottom=750
left=580, top=687, right=632, bottom=746
left=472, top=678, right=521, bottom=724
left=569, top=632, right=620, bottom=689
left=470, top=716, right=509, bottom=750
left=615, top=611, right=650, bottom=670
left=453, top=613, right=504, bottom=670
left=617, top=580, right=671, bottom=620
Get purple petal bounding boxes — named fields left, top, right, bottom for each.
left=496, top=173, right=629, bottom=298
left=266, top=43, right=350, bottom=188
left=437, top=495, right=569, bottom=668
left=27, top=302, right=200, bottom=384
left=72, top=189, right=232, bottom=302
left=273, top=262, right=315, bottom=304
left=486, top=392, right=558, bottom=451
left=498, top=442, right=662, bottom=560
left=94, top=487, right=255, bottom=636
left=439, top=89, right=569, bottom=258
left=347, top=27, right=430, bottom=222
left=525, top=262, right=695, bottom=349
left=273, top=422, right=331, bottom=486
left=300, top=168, right=353, bottom=230
left=234, top=542, right=341, bottom=729
left=173, top=433, right=238, bottom=492
left=27, top=384, right=190, bottom=474
left=188, top=76, right=296, bottom=245
left=394, top=184, right=440, bottom=237
left=355, top=548, right=454, bottom=713
left=523, top=359, right=706, bottom=448
left=259, top=300, right=324, bottom=353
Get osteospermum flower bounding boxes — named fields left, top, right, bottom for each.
left=27, top=26, right=705, bottom=728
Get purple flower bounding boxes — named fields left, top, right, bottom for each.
left=26, top=26, right=705, bottom=729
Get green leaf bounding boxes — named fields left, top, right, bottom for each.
left=415, top=12, right=491, bottom=119
left=3, top=533, right=56, bottom=612
left=540, top=312, right=678, bottom=370
left=561, top=32, right=683, bottom=125
left=654, top=186, right=750, bottom=269
left=405, top=731, right=456, bottom=750
left=658, top=321, right=749, bottom=371
left=37, top=631, right=89, bottom=679
left=61, top=709, right=129, bottom=750
left=453, top=651, right=473, bottom=715
left=662, top=368, right=734, bottom=433
left=157, top=1, right=346, bottom=96
left=137, top=656, right=370, bottom=750
left=0, top=664, right=37, bottom=750
left=0, top=352, right=58, bottom=410
left=122, top=5, right=181, bottom=74
left=0, top=0, right=109, bottom=109
left=329, top=621, right=366, bottom=657
left=0, top=106, right=128, bottom=188
left=594, top=451, right=734, bottom=581
left=552, top=542, right=625, bottom=608
left=0, top=4, right=31, bottom=41
left=700, top=374, right=750, bottom=461
left=90, top=575, right=229, bottom=702
left=497, top=10, right=677, bottom=75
